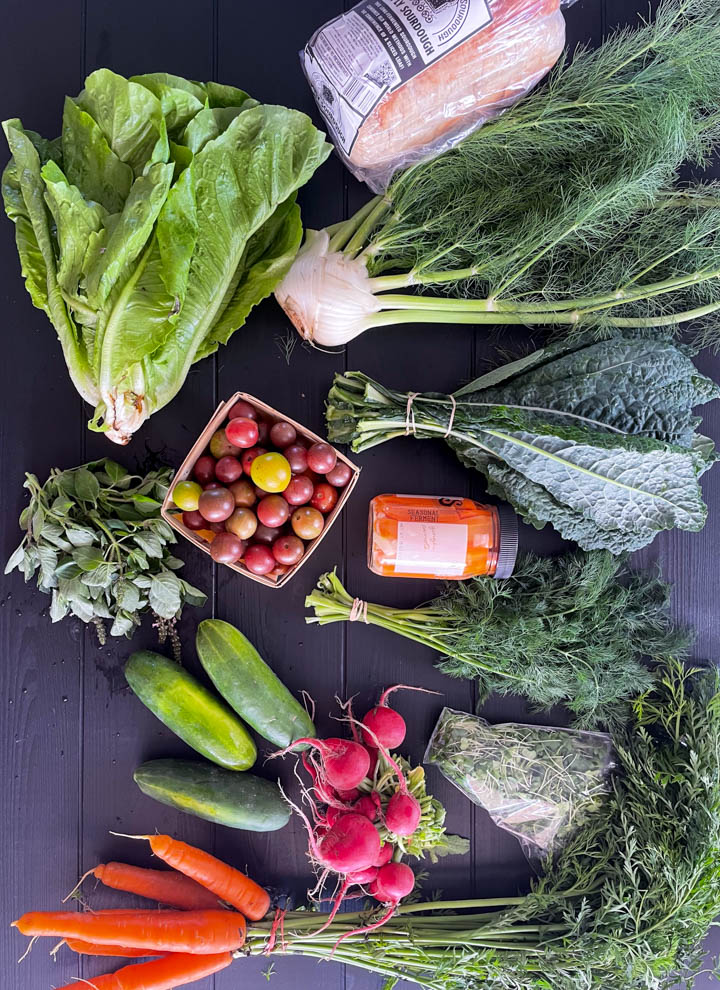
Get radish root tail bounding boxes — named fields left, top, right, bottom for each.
left=378, top=684, right=442, bottom=707
left=62, top=867, right=96, bottom=904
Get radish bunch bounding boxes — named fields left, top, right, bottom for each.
left=272, top=685, right=435, bottom=943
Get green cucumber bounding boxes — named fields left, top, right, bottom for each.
left=196, top=619, right=315, bottom=748
left=133, top=758, right=290, bottom=831
left=125, top=651, right=257, bottom=771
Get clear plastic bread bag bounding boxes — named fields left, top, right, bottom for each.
left=300, top=0, right=574, bottom=192
left=425, top=707, right=614, bottom=862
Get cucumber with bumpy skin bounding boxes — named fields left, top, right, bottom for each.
left=133, top=758, right=290, bottom=831
left=125, top=651, right=257, bottom=770
left=196, top=619, right=315, bottom=748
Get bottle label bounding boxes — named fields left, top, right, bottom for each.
left=301, top=0, right=493, bottom=155
left=394, top=519, right=468, bottom=575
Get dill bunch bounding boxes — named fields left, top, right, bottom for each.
left=306, top=551, right=689, bottom=729
left=245, top=660, right=720, bottom=990
left=275, top=0, right=720, bottom=347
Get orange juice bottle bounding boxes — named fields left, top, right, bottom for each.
left=368, top=495, right=518, bottom=580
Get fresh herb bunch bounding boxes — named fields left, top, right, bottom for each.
left=362, top=752, right=470, bottom=863
left=325, top=335, right=719, bottom=553
left=276, top=0, right=720, bottom=347
left=306, top=551, right=689, bottom=729
left=5, top=459, right=206, bottom=646
left=427, top=709, right=613, bottom=859
left=247, top=660, right=720, bottom=990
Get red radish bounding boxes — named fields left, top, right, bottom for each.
left=335, top=787, right=360, bottom=803
left=373, top=843, right=394, bottom=868
left=318, top=813, right=381, bottom=873
left=347, top=865, right=378, bottom=884
left=370, top=862, right=415, bottom=902
left=362, top=684, right=440, bottom=750
left=353, top=793, right=380, bottom=822
left=325, top=806, right=345, bottom=828
left=273, top=738, right=371, bottom=791
left=385, top=791, right=422, bottom=837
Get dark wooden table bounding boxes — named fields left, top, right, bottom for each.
left=1, top=2, right=719, bottom=987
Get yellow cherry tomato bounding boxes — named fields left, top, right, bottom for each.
left=172, top=480, right=203, bottom=511
left=250, top=452, right=291, bottom=493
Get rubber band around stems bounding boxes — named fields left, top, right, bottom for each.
left=349, top=598, right=368, bottom=623
left=404, top=392, right=418, bottom=436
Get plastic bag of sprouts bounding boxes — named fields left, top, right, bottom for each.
left=425, top=708, right=614, bottom=861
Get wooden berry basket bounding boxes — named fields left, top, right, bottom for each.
left=161, top=392, right=361, bottom=589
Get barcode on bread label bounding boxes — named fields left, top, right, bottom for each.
left=343, top=77, right=380, bottom=115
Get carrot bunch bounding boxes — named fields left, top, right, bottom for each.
left=12, top=834, right=270, bottom=990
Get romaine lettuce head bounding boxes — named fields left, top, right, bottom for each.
left=2, top=69, right=332, bottom=443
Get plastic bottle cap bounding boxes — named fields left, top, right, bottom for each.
left=494, top=504, right=519, bottom=579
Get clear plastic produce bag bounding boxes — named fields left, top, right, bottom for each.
left=301, top=0, right=568, bottom=192
left=425, top=708, right=614, bottom=861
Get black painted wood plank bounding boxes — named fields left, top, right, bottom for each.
left=0, top=3, right=86, bottom=988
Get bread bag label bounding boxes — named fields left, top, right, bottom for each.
left=302, top=0, right=493, bottom=155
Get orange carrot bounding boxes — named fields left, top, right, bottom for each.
left=142, top=835, right=270, bottom=921
left=64, top=938, right=155, bottom=957
left=52, top=950, right=232, bottom=989
left=75, top=862, right=223, bottom=911
left=12, top=909, right=245, bottom=953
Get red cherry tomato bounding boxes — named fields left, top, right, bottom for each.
left=210, top=532, right=245, bottom=564
left=226, top=400, right=258, bottom=421
left=272, top=534, right=305, bottom=566
left=325, top=461, right=353, bottom=487
left=193, top=455, right=216, bottom=485
left=198, top=487, right=235, bottom=522
left=244, top=544, right=276, bottom=575
left=208, top=521, right=227, bottom=533
left=204, top=481, right=223, bottom=490
left=241, top=446, right=267, bottom=474
left=270, top=421, right=297, bottom=448
left=283, top=444, right=308, bottom=474
left=215, top=456, right=243, bottom=484
left=311, top=482, right=338, bottom=515
left=307, top=442, right=337, bottom=474
left=257, top=495, right=291, bottom=528
left=225, top=416, right=259, bottom=449
left=271, top=563, right=291, bottom=579
left=182, top=510, right=206, bottom=530
left=283, top=475, right=314, bottom=506
left=253, top=524, right=283, bottom=545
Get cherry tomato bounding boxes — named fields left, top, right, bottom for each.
left=271, top=563, right=291, bottom=579
left=198, top=487, right=235, bottom=522
left=307, top=442, right=337, bottom=474
left=210, top=532, right=246, bottom=564
left=253, top=524, right=282, bottom=545
left=208, top=520, right=227, bottom=533
left=291, top=506, right=325, bottom=540
left=215, top=455, right=243, bottom=484
left=257, top=495, right=290, bottom=528
left=193, top=455, right=216, bottom=485
left=182, top=510, right=206, bottom=530
left=225, top=507, right=258, bottom=541
left=325, top=461, right=353, bottom=487
left=256, top=420, right=270, bottom=444
left=283, top=474, right=314, bottom=506
left=244, top=544, right=276, bottom=575
left=250, top=452, right=291, bottom=493
left=227, top=400, right=258, bottom=421
left=229, top=479, right=256, bottom=507
left=270, top=421, right=297, bottom=448
left=283, top=444, right=308, bottom=474
left=241, top=446, right=267, bottom=474
left=226, top=416, right=259, bottom=449
left=204, top=481, right=223, bottom=490
left=254, top=485, right=270, bottom=499
left=311, top=482, right=338, bottom=515
left=272, top=534, right=305, bottom=566
left=172, top=480, right=202, bottom=512
left=209, top=429, right=240, bottom=459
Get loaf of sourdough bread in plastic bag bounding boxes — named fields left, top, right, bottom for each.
left=301, top=0, right=567, bottom=191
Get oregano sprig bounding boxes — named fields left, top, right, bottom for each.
left=5, top=458, right=206, bottom=644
